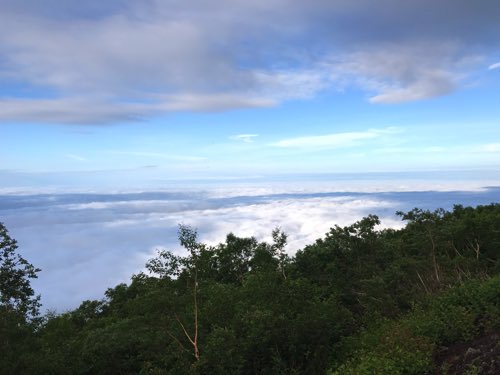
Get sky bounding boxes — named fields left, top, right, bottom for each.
left=1, top=1, right=500, bottom=310
left=0, top=0, right=499, bottom=186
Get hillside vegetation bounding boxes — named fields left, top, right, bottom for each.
left=1, top=203, right=499, bottom=374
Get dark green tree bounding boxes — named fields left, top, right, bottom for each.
left=0, top=222, right=41, bottom=373
left=0, top=222, right=41, bottom=319
left=21, top=204, right=500, bottom=374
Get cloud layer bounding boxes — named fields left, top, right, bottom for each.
left=1, top=182, right=499, bottom=311
left=0, top=0, right=499, bottom=123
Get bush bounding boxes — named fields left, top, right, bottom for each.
left=330, top=276, right=500, bottom=374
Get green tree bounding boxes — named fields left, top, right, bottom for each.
left=0, top=222, right=41, bottom=319
left=0, top=222, right=41, bottom=373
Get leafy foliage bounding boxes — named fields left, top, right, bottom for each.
left=0, top=222, right=41, bottom=373
left=330, top=276, right=500, bottom=374
left=2, top=203, right=500, bottom=374
left=0, top=222, right=41, bottom=318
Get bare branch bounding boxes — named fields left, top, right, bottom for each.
left=416, top=270, right=430, bottom=294
left=175, top=314, right=196, bottom=346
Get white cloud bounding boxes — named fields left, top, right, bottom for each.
left=158, top=94, right=276, bottom=112
left=0, top=95, right=275, bottom=124
left=329, top=43, right=467, bottom=104
left=272, top=127, right=398, bottom=148
left=368, top=73, right=456, bottom=104
left=254, top=69, right=332, bottom=100
left=2, top=190, right=403, bottom=310
left=2, top=181, right=499, bottom=310
left=229, top=134, right=259, bottom=143
left=0, top=1, right=498, bottom=123
left=65, top=154, right=87, bottom=162
left=0, top=98, right=147, bottom=124
left=488, top=62, right=500, bottom=70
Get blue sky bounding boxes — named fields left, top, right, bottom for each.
left=2, top=87, right=500, bottom=187
left=1, top=0, right=499, bottom=189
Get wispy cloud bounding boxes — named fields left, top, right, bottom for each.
left=329, top=43, right=470, bottom=104
left=0, top=95, right=275, bottom=125
left=272, top=127, right=399, bottom=148
left=65, top=154, right=87, bottom=162
left=158, top=94, right=276, bottom=112
left=488, top=62, right=500, bottom=70
left=0, top=98, right=147, bottom=124
left=229, top=134, right=259, bottom=143
left=254, top=69, right=332, bottom=100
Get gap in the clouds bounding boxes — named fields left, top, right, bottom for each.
left=0, top=81, right=61, bottom=100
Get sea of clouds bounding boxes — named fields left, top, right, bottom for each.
left=1, top=179, right=499, bottom=311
